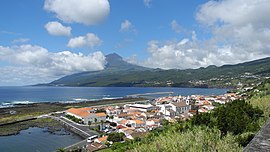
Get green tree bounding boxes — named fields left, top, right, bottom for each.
left=107, top=132, right=125, bottom=142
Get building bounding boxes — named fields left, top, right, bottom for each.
left=128, top=104, right=159, bottom=112
left=66, top=107, right=106, bottom=125
left=94, top=136, right=108, bottom=144
left=169, top=101, right=191, bottom=115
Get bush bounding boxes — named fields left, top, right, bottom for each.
left=65, top=115, right=82, bottom=124
left=107, top=132, right=125, bottom=142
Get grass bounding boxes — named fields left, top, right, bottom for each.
left=101, top=126, right=242, bottom=152
left=132, top=127, right=242, bottom=152
left=248, top=94, right=270, bottom=126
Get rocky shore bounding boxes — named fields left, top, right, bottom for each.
left=0, top=118, right=63, bottom=136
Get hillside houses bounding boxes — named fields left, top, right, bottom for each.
left=65, top=92, right=240, bottom=151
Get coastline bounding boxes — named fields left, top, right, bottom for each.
left=0, top=97, right=145, bottom=136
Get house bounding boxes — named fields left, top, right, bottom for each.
left=87, top=142, right=107, bottom=152
left=202, top=105, right=215, bottom=111
left=66, top=107, right=94, bottom=120
left=166, top=109, right=176, bottom=117
left=146, top=119, right=160, bottom=126
left=94, top=136, right=108, bottom=144
left=198, top=108, right=208, bottom=113
left=128, top=104, right=159, bottom=112
left=169, top=102, right=191, bottom=115
left=118, top=127, right=135, bottom=138
left=121, top=119, right=146, bottom=128
left=66, top=107, right=106, bottom=125
left=157, top=104, right=173, bottom=115
left=85, top=113, right=107, bottom=124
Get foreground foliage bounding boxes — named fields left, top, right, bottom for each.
left=191, top=100, right=263, bottom=135
left=132, top=126, right=242, bottom=152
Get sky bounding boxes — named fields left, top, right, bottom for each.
left=1, top=0, right=270, bottom=86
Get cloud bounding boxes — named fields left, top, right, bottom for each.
left=12, top=38, right=30, bottom=44
left=0, top=44, right=107, bottom=85
left=67, top=33, right=102, bottom=48
left=171, top=20, right=182, bottom=34
left=44, top=0, right=110, bottom=25
left=120, top=20, right=136, bottom=33
left=171, top=20, right=189, bottom=35
left=138, top=0, right=270, bottom=70
left=44, top=21, right=71, bottom=36
left=144, top=0, right=152, bottom=8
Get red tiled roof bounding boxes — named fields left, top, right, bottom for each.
left=95, top=113, right=106, bottom=117
left=66, top=107, right=93, bottom=118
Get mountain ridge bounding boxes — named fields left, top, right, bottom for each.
left=43, top=54, right=270, bottom=88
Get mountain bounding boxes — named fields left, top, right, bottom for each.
left=48, top=53, right=150, bottom=86
left=104, top=53, right=149, bottom=71
left=46, top=55, right=270, bottom=88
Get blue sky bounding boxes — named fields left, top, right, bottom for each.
left=0, top=0, right=205, bottom=58
left=1, top=0, right=270, bottom=85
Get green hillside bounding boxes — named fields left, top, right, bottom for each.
left=46, top=55, right=270, bottom=88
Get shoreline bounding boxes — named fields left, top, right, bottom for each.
left=0, top=97, right=145, bottom=136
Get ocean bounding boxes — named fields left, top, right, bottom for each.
left=0, top=86, right=228, bottom=108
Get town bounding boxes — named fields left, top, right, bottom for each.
left=62, top=92, right=240, bottom=151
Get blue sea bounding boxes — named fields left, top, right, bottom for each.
left=0, top=86, right=228, bottom=108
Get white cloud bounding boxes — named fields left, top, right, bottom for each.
left=171, top=20, right=189, bottom=35
left=144, top=0, right=152, bottom=8
left=139, top=0, right=270, bottom=69
left=67, top=33, right=101, bottom=48
left=45, top=21, right=71, bottom=36
left=44, top=0, right=110, bottom=25
left=0, top=44, right=107, bottom=85
left=12, top=38, right=30, bottom=44
left=171, top=20, right=182, bottom=34
left=120, top=20, right=136, bottom=33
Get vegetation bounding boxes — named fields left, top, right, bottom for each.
left=65, top=115, right=82, bottom=124
left=131, top=126, right=242, bottom=152
left=107, top=132, right=125, bottom=142
left=48, top=54, right=270, bottom=88
left=191, top=100, right=263, bottom=135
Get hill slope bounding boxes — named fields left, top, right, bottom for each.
left=48, top=55, right=270, bottom=88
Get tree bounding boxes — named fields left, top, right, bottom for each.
left=109, top=115, right=114, bottom=119
left=94, top=118, right=97, bottom=123
left=107, top=132, right=125, bottom=142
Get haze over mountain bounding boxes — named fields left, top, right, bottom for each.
left=45, top=53, right=270, bottom=88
